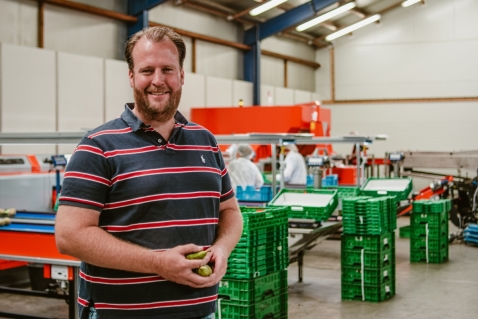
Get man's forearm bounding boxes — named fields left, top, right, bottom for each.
left=214, top=207, right=243, bottom=255
left=57, top=224, right=159, bottom=274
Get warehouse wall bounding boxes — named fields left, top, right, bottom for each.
left=316, top=0, right=478, bottom=162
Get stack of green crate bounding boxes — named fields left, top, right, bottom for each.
left=217, top=270, right=288, bottom=319
left=217, top=206, right=289, bottom=318
left=341, top=196, right=396, bottom=302
left=410, top=200, right=450, bottom=263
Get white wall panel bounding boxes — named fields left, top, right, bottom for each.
left=455, top=0, right=478, bottom=39
left=205, top=76, right=232, bottom=107
left=44, top=5, right=125, bottom=60
left=260, top=85, right=275, bottom=106
left=179, top=72, right=206, bottom=121
left=294, top=90, right=312, bottom=104
left=262, top=36, right=315, bottom=60
left=57, top=52, right=104, bottom=132
left=196, top=41, right=241, bottom=79
left=261, top=56, right=283, bottom=87
left=288, top=62, right=315, bottom=91
left=105, top=59, right=133, bottom=122
left=328, top=101, right=478, bottom=159
left=315, top=48, right=331, bottom=101
left=0, top=43, right=56, bottom=154
left=0, top=0, right=37, bottom=47
left=274, top=87, right=294, bottom=105
left=233, top=80, right=253, bottom=107
left=148, top=2, right=241, bottom=43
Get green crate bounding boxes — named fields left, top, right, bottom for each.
left=268, top=188, right=338, bottom=222
left=217, top=292, right=288, bottom=319
left=341, top=264, right=395, bottom=285
left=225, top=256, right=289, bottom=279
left=399, top=225, right=411, bottom=238
left=342, top=196, right=396, bottom=235
left=341, top=232, right=395, bottom=252
left=341, top=248, right=395, bottom=268
left=410, top=222, right=448, bottom=238
left=342, top=280, right=395, bottom=302
left=360, top=177, right=413, bottom=202
left=411, top=211, right=447, bottom=226
left=236, top=227, right=288, bottom=248
left=219, top=270, right=288, bottom=303
left=410, top=247, right=448, bottom=263
left=230, top=239, right=288, bottom=261
left=410, top=235, right=448, bottom=251
left=240, top=206, right=288, bottom=232
left=228, top=252, right=289, bottom=270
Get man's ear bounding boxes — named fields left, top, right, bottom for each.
left=128, top=69, right=134, bottom=88
left=180, top=68, right=185, bottom=86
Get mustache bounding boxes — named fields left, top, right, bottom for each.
left=147, top=86, right=171, bottom=94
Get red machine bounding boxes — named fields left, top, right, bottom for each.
left=397, top=175, right=454, bottom=216
left=191, top=101, right=333, bottom=158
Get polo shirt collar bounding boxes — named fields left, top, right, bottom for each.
left=122, top=103, right=188, bottom=132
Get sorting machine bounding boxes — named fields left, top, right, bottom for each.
left=0, top=154, right=78, bottom=319
left=387, top=150, right=478, bottom=241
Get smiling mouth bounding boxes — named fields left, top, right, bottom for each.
left=148, top=91, right=169, bottom=96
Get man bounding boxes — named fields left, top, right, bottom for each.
left=55, top=26, right=243, bottom=319
left=227, top=144, right=264, bottom=191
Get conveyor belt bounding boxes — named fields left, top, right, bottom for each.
left=0, top=223, right=54, bottom=233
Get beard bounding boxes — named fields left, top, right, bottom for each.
left=133, top=85, right=182, bottom=123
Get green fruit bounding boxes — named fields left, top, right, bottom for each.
left=197, top=265, right=212, bottom=277
left=186, top=250, right=208, bottom=260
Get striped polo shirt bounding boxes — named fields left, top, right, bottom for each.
left=59, top=104, right=234, bottom=319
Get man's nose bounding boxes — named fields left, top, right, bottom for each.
left=151, top=71, right=165, bottom=86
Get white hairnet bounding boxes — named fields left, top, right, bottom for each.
left=236, top=144, right=254, bottom=159
left=285, top=144, right=298, bottom=152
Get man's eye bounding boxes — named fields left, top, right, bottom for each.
left=141, top=69, right=153, bottom=74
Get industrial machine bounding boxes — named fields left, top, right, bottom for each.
left=191, top=102, right=362, bottom=185
left=0, top=154, right=77, bottom=319
left=387, top=150, right=478, bottom=242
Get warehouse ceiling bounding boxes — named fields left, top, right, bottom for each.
left=174, top=0, right=411, bottom=48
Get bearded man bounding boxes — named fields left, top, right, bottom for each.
left=55, top=26, right=243, bottom=319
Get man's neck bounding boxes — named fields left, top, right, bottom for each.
left=133, top=107, right=176, bottom=141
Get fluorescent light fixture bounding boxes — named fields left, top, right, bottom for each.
left=249, top=0, right=287, bottom=16
left=296, top=2, right=357, bottom=32
left=325, top=14, right=381, bottom=41
left=401, top=0, right=421, bottom=7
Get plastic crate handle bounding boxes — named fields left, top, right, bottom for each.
left=262, top=289, right=274, bottom=300
left=263, top=314, right=275, bottom=319
left=291, top=206, right=304, bottom=211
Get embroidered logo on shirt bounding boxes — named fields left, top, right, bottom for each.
left=201, top=155, right=205, bottom=163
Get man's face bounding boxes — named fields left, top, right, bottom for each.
left=129, top=37, right=184, bottom=123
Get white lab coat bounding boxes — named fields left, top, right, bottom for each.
left=277, top=150, right=307, bottom=185
left=228, top=158, right=264, bottom=190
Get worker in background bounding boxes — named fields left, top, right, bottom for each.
left=277, top=144, right=308, bottom=185
left=55, top=26, right=243, bottom=319
left=228, top=144, right=264, bottom=191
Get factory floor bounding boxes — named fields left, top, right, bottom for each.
left=0, top=217, right=477, bottom=319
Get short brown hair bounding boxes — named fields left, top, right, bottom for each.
left=124, top=26, right=186, bottom=71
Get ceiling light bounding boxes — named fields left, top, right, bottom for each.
left=249, top=0, right=287, bottom=16
left=296, top=2, right=357, bottom=32
left=325, top=14, right=381, bottom=41
left=401, top=0, right=422, bottom=7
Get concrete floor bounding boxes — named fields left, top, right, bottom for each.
left=0, top=217, right=477, bottom=319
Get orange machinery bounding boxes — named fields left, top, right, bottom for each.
left=191, top=102, right=359, bottom=185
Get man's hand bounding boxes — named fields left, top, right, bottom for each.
left=205, top=244, right=229, bottom=285
left=153, top=244, right=217, bottom=288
